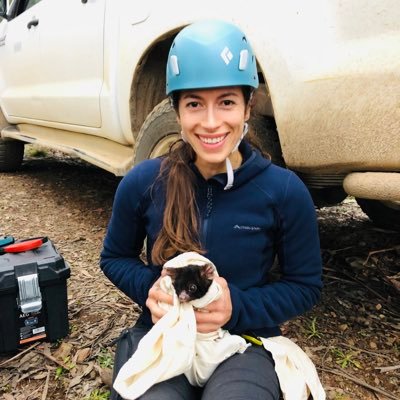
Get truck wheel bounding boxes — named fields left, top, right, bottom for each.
left=134, top=99, right=179, bottom=163
left=0, top=139, right=24, bottom=172
left=356, top=198, right=400, bottom=231
left=249, top=115, right=285, bottom=167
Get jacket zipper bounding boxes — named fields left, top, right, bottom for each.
left=202, top=184, right=213, bottom=246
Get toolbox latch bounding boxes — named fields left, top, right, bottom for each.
left=17, top=272, right=42, bottom=313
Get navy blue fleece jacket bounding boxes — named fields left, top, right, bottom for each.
left=100, top=141, right=323, bottom=338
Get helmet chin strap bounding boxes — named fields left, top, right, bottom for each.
left=181, top=130, right=188, bottom=142
left=224, top=122, right=248, bottom=191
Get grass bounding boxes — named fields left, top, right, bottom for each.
left=332, top=348, right=362, bottom=369
left=84, top=389, right=110, bottom=400
left=97, top=348, right=114, bottom=369
left=305, top=316, right=323, bottom=339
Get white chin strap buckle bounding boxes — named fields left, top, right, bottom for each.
left=223, top=122, right=248, bottom=191
left=224, top=158, right=234, bottom=190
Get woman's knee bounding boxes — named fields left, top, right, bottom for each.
left=202, top=345, right=280, bottom=400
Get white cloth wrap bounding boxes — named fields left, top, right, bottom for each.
left=113, top=252, right=248, bottom=400
left=113, top=252, right=326, bottom=400
left=261, top=336, right=326, bottom=400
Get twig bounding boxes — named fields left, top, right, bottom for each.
left=0, top=342, right=40, bottom=367
left=70, top=290, right=110, bottom=317
left=322, top=274, right=357, bottom=285
left=339, top=342, right=393, bottom=360
left=339, top=269, right=388, bottom=302
left=318, top=366, right=399, bottom=400
left=375, top=365, right=400, bottom=373
left=41, top=368, right=51, bottom=400
left=35, top=348, right=71, bottom=371
left=363, top=247, right=398, bottom=266
left=324, top=246, right=355, bottom=255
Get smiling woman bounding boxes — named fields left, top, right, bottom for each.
left=101, top=19, right=324, bottom=400
left=176, top=87, right=250, bottom=180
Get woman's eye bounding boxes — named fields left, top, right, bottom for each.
left=188, top=284, right=197, bottom=292
left=187, top=101, right=200, bottom=108
left=221, top=99, right=235, bottom=106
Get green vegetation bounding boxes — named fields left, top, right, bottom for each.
left=305, top=317, right=322, bottom=339
left=332, top=348, right=362, bottom=369
left=84, top=389, right=110, bottom=400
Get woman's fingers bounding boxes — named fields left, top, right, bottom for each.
left=195, top=276, right=232, bottom=333
left=146, top=278, right=173, bottom=323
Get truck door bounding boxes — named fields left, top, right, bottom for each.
left=36, top=0, right=105, bottom=127
left=1, top=0, right=106, bottom=128
left=0, top=0, right=43, bottom=120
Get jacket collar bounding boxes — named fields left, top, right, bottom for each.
left=190, top=141, right=271, bottom=190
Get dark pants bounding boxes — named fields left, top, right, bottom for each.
left=111, top=323, right=281, bottom=400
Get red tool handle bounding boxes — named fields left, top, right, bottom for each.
left=0, top=237, right=48, bottom=254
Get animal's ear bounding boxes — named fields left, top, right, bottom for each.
left=163, top=267, right=176, bottom=278
left=202, top=263, right=215, bottom=279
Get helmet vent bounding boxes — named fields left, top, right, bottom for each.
left=170, top=55, right=180, bottom=76
left=239, top=50, right=249, bottom=71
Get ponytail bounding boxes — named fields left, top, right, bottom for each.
left=151, top=141, right=204, bottom=265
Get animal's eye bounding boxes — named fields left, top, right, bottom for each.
left=188, top=284, right=197, bottom=293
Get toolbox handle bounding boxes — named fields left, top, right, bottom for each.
left=0, top=237, right=48, bottom=254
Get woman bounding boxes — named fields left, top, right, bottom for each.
left=101, top=19, right=323, bottom=400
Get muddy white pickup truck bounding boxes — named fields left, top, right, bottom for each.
left=1, top=0, right=399, bottom=229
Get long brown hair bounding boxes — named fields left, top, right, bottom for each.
left=151, top=86, right=262, bottom=265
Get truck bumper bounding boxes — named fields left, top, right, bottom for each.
left=343, top=172, right=400, bottom=201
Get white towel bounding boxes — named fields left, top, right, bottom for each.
left=113, top=252, right=326, bottom=400
left=261, top=336, right=326, bottom=400
left=113, top=252, right=248, bottom=400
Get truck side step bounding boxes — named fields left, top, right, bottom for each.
left=1, top=124, right=134, bottom=176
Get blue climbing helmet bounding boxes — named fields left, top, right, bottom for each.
left=166, top=20, right=259, bottom=95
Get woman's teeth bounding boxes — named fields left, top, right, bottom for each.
left=199, top=135, right=225, bottom=144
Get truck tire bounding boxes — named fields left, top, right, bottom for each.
left=249, top=115, right=285, bottom=167
left=134, top=99, right=286, bottom=166
left=356, top=198, right=400, bottom=231
left=0, top=138, right=25, bottom=172
left=0, top=110, right=24, bottom=172
left=134, top=99, right=180, bottom=164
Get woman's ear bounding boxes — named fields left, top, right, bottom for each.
left=244, top=104, right=251, bottom=122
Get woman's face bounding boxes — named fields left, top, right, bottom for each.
left=177, top=86, right=251, bottom=178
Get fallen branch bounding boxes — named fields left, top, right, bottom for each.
left=375, top=365, right=400, bottom=373
left=363, top=246, right=399, bottom=266
left=35, top=348, right=71, bottom=371
left=41, top=368, right=51, bottom=400
left=0, top=342, right=40, bottom=367
left=319, top=366, right=399, bottom=400
left=339, top=342, right=393, bottom=360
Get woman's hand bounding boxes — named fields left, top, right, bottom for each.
left=146, top=274, right=173, bottom=324
left=194, top=276, right=232, bottom=333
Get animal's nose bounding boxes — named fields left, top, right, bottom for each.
left=179, top=291, right=190, bottom=302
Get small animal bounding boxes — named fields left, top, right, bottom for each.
left=164, top=263, right=214, bottom=302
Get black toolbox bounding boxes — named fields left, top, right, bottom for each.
left=0, top=239, right=70, bottom=353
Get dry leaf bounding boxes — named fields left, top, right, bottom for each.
left=74, top=348, right=91, bottom=363
left=2, top=394, right=16, bottom=400
left=53, top=342, right=73, bottom=362
left=32, top=371, right=48, bottom=380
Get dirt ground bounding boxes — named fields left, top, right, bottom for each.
left=0, top=147, right=399, bottom=400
